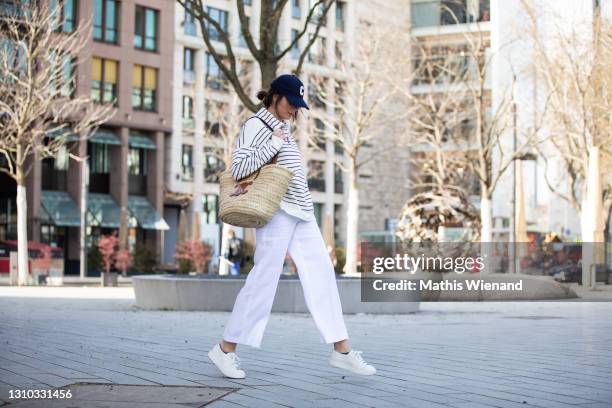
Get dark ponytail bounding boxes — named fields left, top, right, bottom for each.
left=257, top=87, right=299, bottom=121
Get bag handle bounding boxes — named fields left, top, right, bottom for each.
left=231, top=116, right=285, bottom=191
left=254, top=116, right=282, bottom=165
left=247, top=116, right=284, bottom=181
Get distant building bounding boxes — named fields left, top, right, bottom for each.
left=0, top=0, right=174, bottom=275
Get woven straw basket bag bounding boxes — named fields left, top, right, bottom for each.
left=219, top=118, right=294, bottom=228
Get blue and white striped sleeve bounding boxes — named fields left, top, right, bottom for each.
left=231, top=118, right=284, bottom=181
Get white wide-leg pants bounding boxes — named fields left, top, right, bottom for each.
left=222, top=208, right=349, bottom=348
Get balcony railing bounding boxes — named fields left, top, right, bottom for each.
left=411, top=0, right=490, bottom=29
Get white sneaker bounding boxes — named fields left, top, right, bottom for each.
left=208, top=343, right=246, bottom=379
left=329, top=349, right=377, bottom=375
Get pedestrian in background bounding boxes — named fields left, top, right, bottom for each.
left=225, top=229, right=244, bottom=276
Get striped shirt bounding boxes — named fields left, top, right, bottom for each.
left=231, top=107, right=315, bottom=222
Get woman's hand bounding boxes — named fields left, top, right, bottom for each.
left=272, top=125, right=288, bottom=142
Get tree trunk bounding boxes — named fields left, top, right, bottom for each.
left=16, top=176, right=29, bottom=286
left=218, top=222, right=232, bottom=276
left=480, top=192, right=492, bottom=243
left=344, top=163, right=359, bottom=277
left=260, top=61, right=278, bottom=92
left=479, top=193, right=495, bottom=274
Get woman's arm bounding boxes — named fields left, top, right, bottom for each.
left=231, top=118, right=284, bottom=181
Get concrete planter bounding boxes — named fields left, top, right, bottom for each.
left=132, top=274, right=421, bottom=313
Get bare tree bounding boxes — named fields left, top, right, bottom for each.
left=177, top=0, right=336, bottom=112
left=201, top=74, right=252, bottom=275
left=393, top=39, right=483, bottom=242
left=0, top=1, right=115, bottom=285
left=523, top=1, right=612, bottom=237
left=392, top=7, right=546, bottom=245
left=307, top=23, right=400, bottom=275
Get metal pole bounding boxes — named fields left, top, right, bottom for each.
left=79, top=159, right=89, bottom=279
left=510, top=100, right=517, bottom=274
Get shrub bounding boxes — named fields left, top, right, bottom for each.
left=175, top=240, right=212, bottom=274
left=132, top=243, right=157, bottom=274
left=98, top=232, right=119, bottom=274
left=334, top=246, right=346, bottom=275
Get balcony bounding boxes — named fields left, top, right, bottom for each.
left=411, top=0, right=490, bottom=29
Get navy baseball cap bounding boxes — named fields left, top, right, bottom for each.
left=270, top=74, right=310, bottom=110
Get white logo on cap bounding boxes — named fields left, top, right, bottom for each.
left=299, top=85, right=304, bottom=96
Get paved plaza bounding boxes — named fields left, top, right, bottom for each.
left=0, top=286, right=611, bottom=407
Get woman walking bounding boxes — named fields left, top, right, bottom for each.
left=207, top=74, right=376, bottom=379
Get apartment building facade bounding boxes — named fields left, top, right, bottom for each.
left=163, top=0, right=358, bottom=268
left=0, top=0, right=173, bottom=275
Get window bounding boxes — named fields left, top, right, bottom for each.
left=183, top=47, right=196, bottom=83
left=291, top=29, right=300, bottom=59
left=313, top=118, right=326, bottom=150
left=204, top=100, right=226, bottom=135
left=182, top=95, right=194, bottom=118
left=292, top=0, right=300, bottom=19
left=184, top=0, right=197, bottom=35
left=441, top=0, right=467, bottom=25
left=205, top=53, right=227, bottom=91
left=182, top=95, right=194, bottom=128
left=50, top=53, right=75, bottom=98
left=307, top=160, right=325, bottom=192
left=181, top=144, right=193, bottom=181
left=202, top=194, right=218, bottom=224
left=89, top=142, right=110, bottom=174
left=308, top=34, right=326, bottom=65
left=132, top=64, right=158, bottom=111
left=91, top=57, right=118, bottom=105
left=310, top=0, right=326, bottom=26
left=50, top=0, right=77, bottom=33
left=334, top=163, right=343, bottom=194
left=203, top=146, right=225, bottom=183
left=134, top=5, right=158, bottom=51
left=411, top=0, right=490, bottom=28
left=205, top=7, right=228, bottom=42
left=93, top=0, right=119, bottom=44
left=0, top=39, right=27, bottom=82
left=308, top=80, right=325, bottom=108
left=128, top=148, right=147, bottom=176
left=0, top=197, right=17, bottom=240
left=336, top=1, right=345, bottom=31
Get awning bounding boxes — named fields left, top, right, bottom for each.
left=91, top=129, right=121, bottom=145
left=46, top=127, right=80, bottom=142
left=40, top=190, right=81, bottom=227
left=87, top=193, right=121, bottom=228
left=127, top=195, right=169, bottom=230
left=129, top=132, right=157, bottom=150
